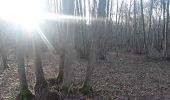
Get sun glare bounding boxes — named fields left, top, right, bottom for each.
left=0, top=0, right=44, bottom=30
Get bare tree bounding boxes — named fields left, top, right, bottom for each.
left=133, top=0, right=138, bottom=53
left=16, top=29, right=35, bottom=100
left=163, top=0, right=169, bottom=58
left=85, top=28, right=97, bottom=86
left=16, top=31, right=28, bottom=91
left=148, top=0, right=153, bottom=52
left=97, top=0, right=107, bottom=59
left=0, top=23, right=9, bottom=69
left=34, top=31, right=48, bottom=100
left=0, top=34, right=9, bottom=69
left=34, top=36, right=45, bottom=83
left=162, top=0, right=166, bottom=58
left=62, top=0, right=75, bottom=87
left=140, top=0, right=148, bottom=56
left=84, top=0, right=98, bottom=86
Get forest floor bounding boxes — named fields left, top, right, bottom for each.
left=0, top=52, right=170, bottom=100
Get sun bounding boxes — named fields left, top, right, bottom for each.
left=0, top=0, right=44, bottom=31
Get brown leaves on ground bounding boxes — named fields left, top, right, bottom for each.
left=0, top=52, right=170, bottom=99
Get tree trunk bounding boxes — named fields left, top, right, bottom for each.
left=34, top=39, right=45, bottom=82
left=97, top=0, right=107, bottom=60
left=16, top=32, right=28, bottom=90
left=33, top=30, right=48, bottom=100
left=133, top=0, right=137, bottom=53
left=164, top=0, right=169, bottom=58
left=148, top=0, right=153, bottom=53
left=63, top=23, right=75, bottom=87
left=140, top=0, right=148, bottom=56
left=162, top=0, right=166, bottom=58
left=0, top=33, right=9, bottom=69
left=84, top=21, right=98, bottom=86
left=58, top=48, right=65, bottom=82
left=16, top=29, right=35, bottom=100
left=0, top=48, right=8, bottom=69
left=62, top=0, right=75, bottom=87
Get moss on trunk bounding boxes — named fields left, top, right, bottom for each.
left=17, top=88, right=35, bottom=100
left=34, top=80, right=49, bottom=100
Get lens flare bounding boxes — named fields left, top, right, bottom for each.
left=0, top=0, right=44, bottom=31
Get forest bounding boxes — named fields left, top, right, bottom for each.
left=0, top=0, right=170, bottom=100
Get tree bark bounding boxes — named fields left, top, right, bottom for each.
left=58, top=48, right=65, bottom=82
left=0, top=33, right=9, bottom=69
left=84, top=21, right=98, bottom=85
left=140, top=0, right=148, bottom=56
left=133, top=0, right=137, bottom=53
left=63, top=23, right=75, bottom=87
left=148, top=0, right=153, bottom=53
left=162, top=0, right=166, bottom=58
left=164, top=0, right=169, bottom=58
left=33, top=30, right=48, bottom=100
left=34, top=47, right=45, bottom=82
left=0, top=47, right=8, bottom=69
left=62, top=0, right=75, bottom=87
left=16, top=30, right=28, bottom=90
left=34, top=35, right=45, bottom=83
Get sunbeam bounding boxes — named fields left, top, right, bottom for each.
left=44, top=13, right=105, bottom=22
left=35, top=26, right=55, bottom=52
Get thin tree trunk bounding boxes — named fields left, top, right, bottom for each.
left=140, top=0, right=148, bottom=56
left=148, top=0, right=153, bottom=53
left=115, top=0, right=119, bottom=56
left=133, top=0, right=137, bottom=53
left=0, top=48, right=8, bottom=69
left=0, top=33, right=9, bottom=69
left=57, top=22, right=65, bottom=82
left=164, top=0, right=169, bottom=58
left=162, top=0, right=166, bottom=58
left=128, top=0, right=133, bottom=51
left=58, top=48, right=65, bottom=82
